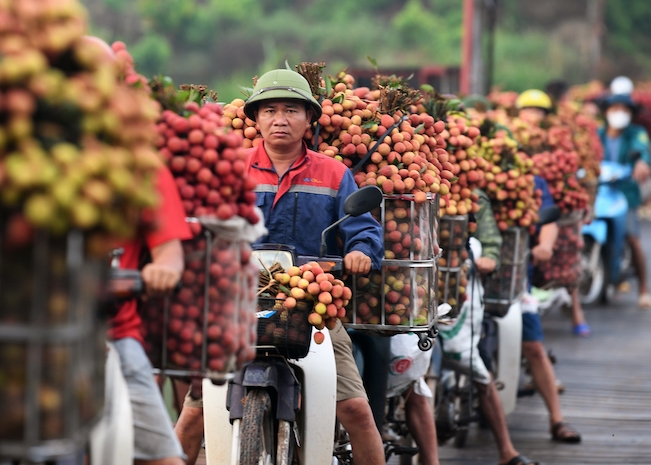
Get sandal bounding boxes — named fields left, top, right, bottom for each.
left=500, top=454, right=539, bottom=465
left=638, top=293, right=651, bottom=309
left=551, top=421, right=582, bottom=443
left=573, top=323, right=591, bottom=337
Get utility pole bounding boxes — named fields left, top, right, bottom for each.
left=586, top=0, right=605, bottom=80
left=461, top=0, right=488, bottom=96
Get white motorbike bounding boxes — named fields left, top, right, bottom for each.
left=203, top=186, right=383, bottom=465
left=434, top=205, right=560, bottom=446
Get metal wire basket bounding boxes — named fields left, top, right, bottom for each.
left=483, top=227, right=530, bottom=317
left=0, top=230, right=105, bottom=462
left=344, top=259, right=437, bottom=335
left=376, top=194, right=439, bottom=261
left=437, top=215, right=470, bottom=318
left=255, top=298, right=313, bottom=359
left=140, top=224, right=258, bottom=383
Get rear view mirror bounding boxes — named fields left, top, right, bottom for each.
left=537, top=205, right=561, bottom=225
left=343, top=185, right=383, bottom=217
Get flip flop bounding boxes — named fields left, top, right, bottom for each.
left=500, top=454, right=539, bottom=465
left=551, top=421, right=582, bottom=443
left=573, top=323, right=591, bottom=337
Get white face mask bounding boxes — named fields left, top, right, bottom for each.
left=607, top=110, right=631, bottom=129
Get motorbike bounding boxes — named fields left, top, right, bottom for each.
left=580, top=160, right=634, bottom=305
left=434, top=205, right=561, bottom=448
left=203, top=185, right=383, bottom=465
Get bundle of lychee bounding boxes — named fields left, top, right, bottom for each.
left=487, top=90, right=520, bottom=115
left=345, top=263, right=432, bottom=326
left=377, top=196, right=436, bottom=260
left=0, top=1, right=161, bottom=244
left=556, top=101, right=602, bottom=203
left=438, top=263, right=469, bottom=315
left=531, top=148, right=589, bottom=215
left=566, top=80, right=605, bottom=103
left=484, top=108, right=548, bottom=155
left=150, top=79, right=259, bottom=227
left=532, top=218, right=584, bottom=290
left=111, top=40, right=150, bottom=91
left=351, top=75, right=452, bottom=197
left=473, top=126, right=541, bottom=232
left=257, top=262, right=352, bottom=345
left=140, top=237, right=257, bottom=374
left=436, top=215, right=469, bottom=313
left=437, top=114, right=485, bottom=216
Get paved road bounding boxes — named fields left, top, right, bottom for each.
left=434, top=222, right=651, bottom=465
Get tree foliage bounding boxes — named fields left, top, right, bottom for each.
left=83, top=0, right=651, bottom=101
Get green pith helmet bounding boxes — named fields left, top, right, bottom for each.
left=244, top=69, right=322, bottom=123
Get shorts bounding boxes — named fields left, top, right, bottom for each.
left=184, top=319, right=368, bottom=407
left=522, top=312, right=544, bottom=342
left=331, top=319, right=368, bottom=402
left=114, top=338, right=185, bottom=461
left=626, top=209, right=640, bottom=237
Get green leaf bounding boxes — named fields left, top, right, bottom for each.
left=279, top=285, right=290, bottom=295
left=325, top=75, right=333, bottom=98
left=450, top=177, right=459, bottom=183
left=332, top=93, right=344, bottom=104
left=362, top=120, right=378, bottom=129
left=239, top=85, right=254, bottom=98
left=366, top=55, right=378, bottom=70
left=447, top=98, right=462, bottom=109
left=414, top=123, right=425, bottom=134
left=420, top=84, right=434, bottom=93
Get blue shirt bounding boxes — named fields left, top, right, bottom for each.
left=605, top=136, right=622, bottom=163
left=536, top=175, right=555, bottom=210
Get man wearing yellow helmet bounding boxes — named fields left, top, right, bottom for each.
left=515, top=89, right=553, bottom=123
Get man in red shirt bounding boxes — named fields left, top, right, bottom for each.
left=84, top=36, right=193, bottom=465
left=108, top=165, right=193, bottom=465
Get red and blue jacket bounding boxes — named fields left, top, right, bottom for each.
left=246, top=142, right=383, bottom=269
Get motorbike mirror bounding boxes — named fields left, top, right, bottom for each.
left=537, top=205, right=561, bottom=225
left=319, top=186, right=383, bottom=257
left=343, top=186, right=383, bottom=217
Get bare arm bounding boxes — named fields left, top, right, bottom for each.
left=531, top=222, right=559, bottom=265
left=141, top=239, right=184, bottom=297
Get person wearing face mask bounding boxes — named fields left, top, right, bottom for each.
left=599, top=93, right=651, bottom=308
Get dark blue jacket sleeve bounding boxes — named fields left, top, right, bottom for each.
left=535, top=176, right=555, bottom=209
left=334, top=169, right=384, bottom=269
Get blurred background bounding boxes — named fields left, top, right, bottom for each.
left=81, top=0, right=651, bottom=101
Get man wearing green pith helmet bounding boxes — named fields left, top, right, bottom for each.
left=174, top=69, right=386, bottom=465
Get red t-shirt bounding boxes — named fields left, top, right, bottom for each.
left=108, top=166, right=192, bottom=344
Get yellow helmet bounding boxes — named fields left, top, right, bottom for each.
left=516, top=89, right=552, bottom=111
